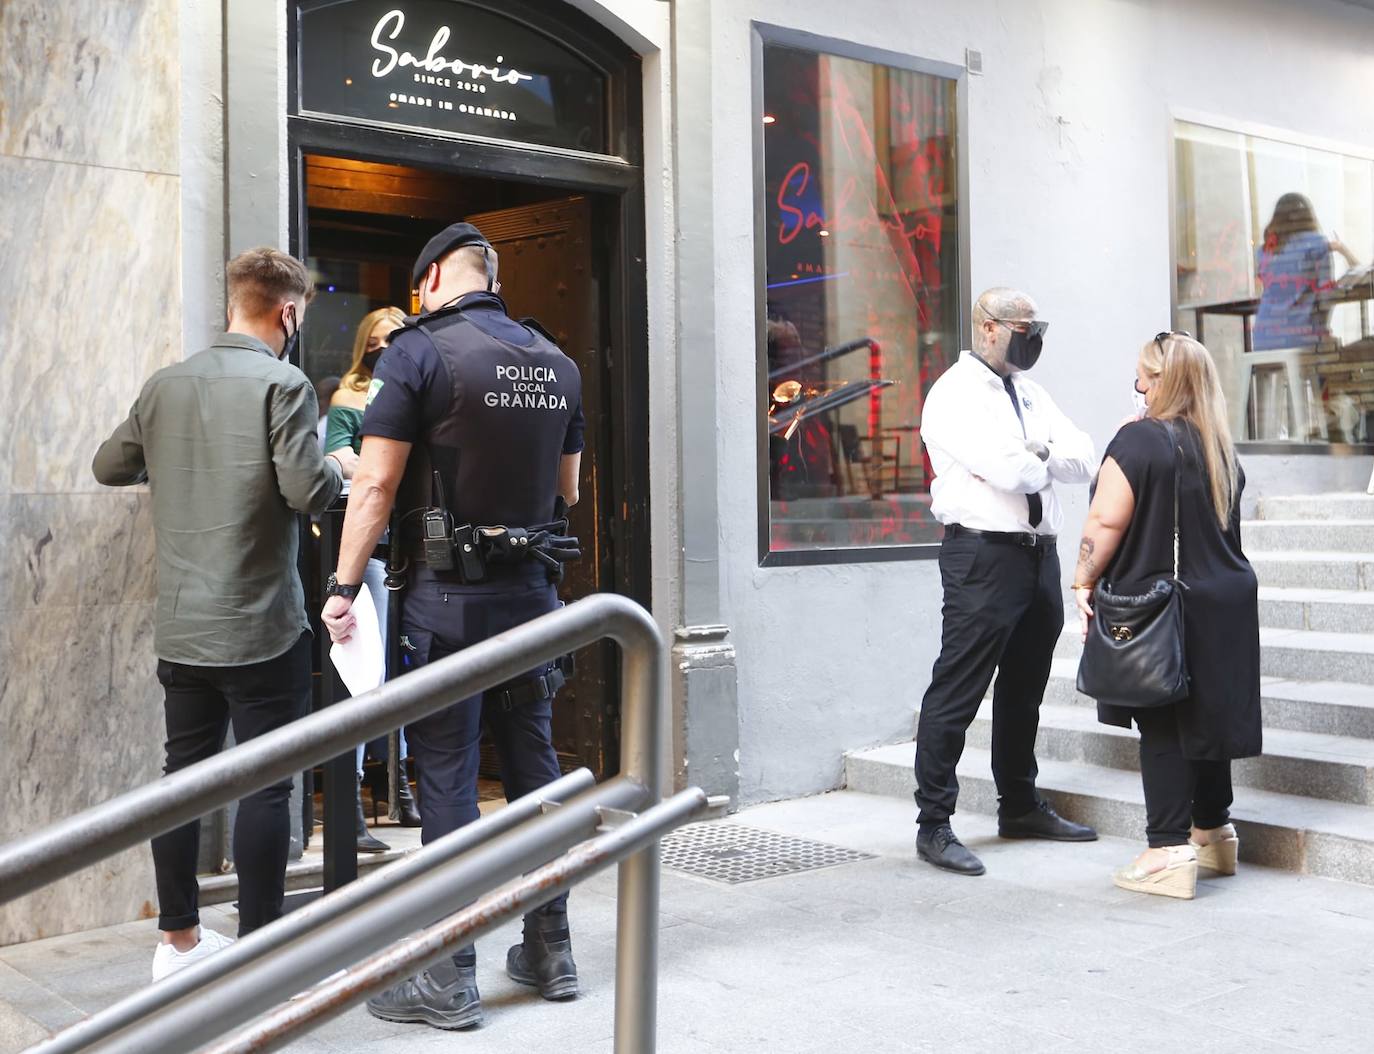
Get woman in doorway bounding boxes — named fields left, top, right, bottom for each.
left=326, top=306, right=420, bottom=850
left=1073, top=333, right=1261, bottom=900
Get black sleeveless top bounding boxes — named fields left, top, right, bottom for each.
left=1094, top=418, right=1261, bottom=760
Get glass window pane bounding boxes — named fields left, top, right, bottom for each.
left=760, top=44, right=962, bottom=555
left=1174, top=120, right=1374, bottom=445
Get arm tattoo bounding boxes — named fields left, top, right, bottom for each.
left=1077, top=536, right=1098, bottom=581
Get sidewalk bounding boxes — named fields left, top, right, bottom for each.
left=4, top=790, right=1373, bottom=1053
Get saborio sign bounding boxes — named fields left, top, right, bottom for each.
left=298, top=0, right=607, bottom=152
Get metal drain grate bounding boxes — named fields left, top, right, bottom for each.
left=660, top=823, right=873, bottom=884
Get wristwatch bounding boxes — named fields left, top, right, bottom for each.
left=324, top=573, right=361, bottom=600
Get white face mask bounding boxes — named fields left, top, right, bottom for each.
left=1132, top=387, right=1149, bottom=418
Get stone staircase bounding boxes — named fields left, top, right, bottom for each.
left=846, top=492, right=1374, bottom=884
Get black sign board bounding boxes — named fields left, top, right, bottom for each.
left=299, top=1, right=608, bottom=153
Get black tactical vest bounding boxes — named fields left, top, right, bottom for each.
left=396, top=308, right=582, bottom=540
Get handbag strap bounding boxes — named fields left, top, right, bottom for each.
left=1161, top=419, right=1182, bottom=581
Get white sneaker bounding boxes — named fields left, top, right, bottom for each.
left=151, top=927, right=236, bottom=982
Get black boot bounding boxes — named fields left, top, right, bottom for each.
left=366, top=952, right=482, bottom=1030
left=356, top=775, right=390, bottom=854
left=395, top=774, right=422, bottom=828
left=506, top=908, right=578, bottom=1000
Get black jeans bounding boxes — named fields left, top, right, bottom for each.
left=151, top=633, right=310, bottom=934
left=1135, top=705, right=1233, bottom=847
left=402, top=573, right=568, bottom=917
left=915, top=532, right=1063, bottom=827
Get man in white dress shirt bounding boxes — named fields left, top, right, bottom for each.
left=915, top=287, right=1098, bottom=875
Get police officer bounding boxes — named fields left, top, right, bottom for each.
left=322, top=222, right=585, bottom=1031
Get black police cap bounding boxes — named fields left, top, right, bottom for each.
left=411, top=222, right=493, bottom=287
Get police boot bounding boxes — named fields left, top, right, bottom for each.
left=366, top=948, right=482, bottom=1030
left=356, top=775, right=390, bottom=854
left=395, top=774, right=422, bottom=828
left=506, top=907, right=578, bottom=1000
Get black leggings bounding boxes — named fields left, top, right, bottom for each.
left=1135, top=705, right=1233, bottom=848
left=151, top=634, right=310, bottom=934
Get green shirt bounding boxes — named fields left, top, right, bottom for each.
left=93, top=333, right=343, bottom=666
left=324, top=404, right=365, bottom=455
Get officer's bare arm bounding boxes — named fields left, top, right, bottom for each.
left=336, top=436, right=412, bottom=585
left=559, top=453, right=581, bottom=507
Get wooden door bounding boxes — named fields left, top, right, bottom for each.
left=466, top=196, right=616, bottom=777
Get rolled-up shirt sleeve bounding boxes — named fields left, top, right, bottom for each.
left=1043, top=390, right=1097, bottom=484
left=270, top=379, right=342, bottom=514
left=923, top=381, right=1050, bottom=494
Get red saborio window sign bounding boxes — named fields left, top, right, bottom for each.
left=298, top=0, right=607, bottom=153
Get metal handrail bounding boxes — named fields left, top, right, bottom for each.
left=0, top=594, right=701, bottom=1054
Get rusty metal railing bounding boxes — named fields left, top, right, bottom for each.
left=0, top=594, right=710, bottom=1054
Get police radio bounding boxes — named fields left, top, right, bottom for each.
left=422, top=471, right=457, bottom=571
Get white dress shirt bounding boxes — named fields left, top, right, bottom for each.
left=922, top=350, right=1095, bottom=535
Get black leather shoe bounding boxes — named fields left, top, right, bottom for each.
left=999, top=800, right=1098, bottom=842
left=366, top=958, right=482, bottom=1030
left=916, top=824, right=985, bottom=876
left=506, top=910, right=578, bottom=1000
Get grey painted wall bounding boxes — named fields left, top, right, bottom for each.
left=703, top=0, right=1374, bottom=805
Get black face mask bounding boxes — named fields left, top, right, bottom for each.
left=361, top=349, right=382, bottom=372
left=279, top=308, right=300, bottom=362
left=1004, top=320, right=1048, bottom=371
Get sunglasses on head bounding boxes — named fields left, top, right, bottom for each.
left=1154, top=329, right=1192, bottom=354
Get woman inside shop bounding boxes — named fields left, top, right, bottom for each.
left=326, top=306, right=420, bottom=851
left=1254, top=192, right=1358, bottom=352
left=1072, top=332, right=1261, bottom=900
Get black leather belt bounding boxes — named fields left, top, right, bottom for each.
left=945, top=524, right=1057, bottom=549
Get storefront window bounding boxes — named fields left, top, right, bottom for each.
left=1174, top=120, right=1374, bottom=445
left=758, top=41, right=962, bottom=557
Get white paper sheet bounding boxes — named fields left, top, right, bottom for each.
left=329, top=584, right=385, bottom=696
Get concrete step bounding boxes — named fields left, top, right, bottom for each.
left=1258, top=493, right=1374, bottom=522
left=1260, top=626, right=1374, bottom=683
left=1248, top=552, right=1374, bottom=591
left=1243, top=519, right=1374, bottom=552
left=844, top=741, right=1374, bottom=884
left=1038, top=658, right=1374, bottom=738
left=964, top=703, right=1374, bottom=805
left=1258, top=586, right=1374, bottom=633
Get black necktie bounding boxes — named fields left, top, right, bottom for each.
left=1003, top=376, right=1043, bottom=528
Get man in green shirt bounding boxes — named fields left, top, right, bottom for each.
left=93, top=247, right=356, bottom=981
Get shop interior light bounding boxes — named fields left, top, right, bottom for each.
left=762, top=114, right=776, bottom=125
left=818, top=229, right=830, bottom=237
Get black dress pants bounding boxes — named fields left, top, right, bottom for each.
left=915, top=531, right=1063, bottom=827
left=151, top=633, right=310, bottom=934
left=1135, top=705, right=1233, bottom=847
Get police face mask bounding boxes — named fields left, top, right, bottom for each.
left=1002, top=319, right=1048, bottom=372
left=279, top=304, right=300, bottom=362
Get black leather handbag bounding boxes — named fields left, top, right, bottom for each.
left=1076, top=422, right=1190, bottom=708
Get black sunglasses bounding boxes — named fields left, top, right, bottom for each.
left=989, top=316, right=1049, bottom=338
left=1154, top=329, right=1191, bottom=354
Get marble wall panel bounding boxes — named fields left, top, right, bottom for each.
left=0, top=155, right=181, bottom=496
left=0, top=602, right=164, bottom=944
left=0, top=493, right=157, bottom=611
left=0, top=0, right=179, bottom=174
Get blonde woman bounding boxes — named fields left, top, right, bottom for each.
left=324, top=306, right=418, bottom=848
left=1073, top=332, right=1261, bottom=899
left=326, top=306, right=407, bottom=455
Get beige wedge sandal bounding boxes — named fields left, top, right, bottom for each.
left=1190, top=824, right=1239, bottom=875
left=1113, top=844, right=1199, bottom=900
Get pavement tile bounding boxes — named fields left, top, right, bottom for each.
left=4, top=792, right=1374, bottom=1053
